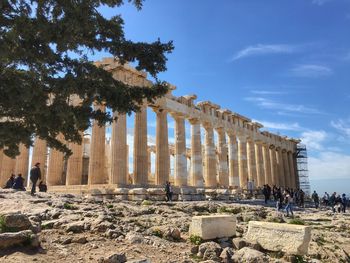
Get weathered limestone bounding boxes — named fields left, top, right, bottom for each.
left=262, top=143, right=272, bottom=185
left=189, top=215, right=236, bottom=240
left=203, top=124, right=217, bottom=187
left=288, top=151, right=297, bottom=188
left=227, top=133, right=239, bottom=187
left=255, top=142, right=265, bottom=187
left=245, top=221, right=311, bottom=255
left=238, top=136, right=248, bottom=189
left=66, top=132, right=84, bottom=185
left=155, top=108, right=170, bottom=185
left=133, top=105, right=148, bottom=185
left=276, top=147, right=285, bottom=187
left=269, top=146, right=278, bottom=186
left=15, top=144, right=30, bottom=177
left=189, top=119, right=203, bottom=187
left=0, top=153, right=16, bottom=187
left=173, top=115, right=187, bottom=186
left=88, top=104, right=107, bottom=185
left=247, top=139, right=257, bottom=186
left=47, top=134, right=65, bottom=186
left=282, top=149, right=291, bottom=188
left=217, top=128, right=229, bottom=186
left=111, top=112, right=128, bottom=185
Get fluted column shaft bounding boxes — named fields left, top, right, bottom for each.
left=190, top=120, right=203, bottom=187
left=282, top=150, right=291, bottom=188
left=255, top=142, right=265, bottom=187
left=47, top=134, right=65, bottom=186
left=276, top=147, right=285, bottom=187
left=217, top=129, right=229, bottom=186
left=31, top=138, right=47, bottom=183
left=238, top=136, right=248, bottom=189
left=66, top=132, right=84, bottom=185
left=269, top=146, right=278, bottom=186
left=288, top=151, right=296, bottom=188
left=247, top=139, right=257, bottom=185
left=228, top=134, right=239, bottom=187
left=204, top=125, right=217, bottom=187
left=155, top=109, right=170, bottom=185
left=88, top=105, right=107, bottom=185
left=174, top=115, right=187, bottom=186
left=262, top=144, right=272, bottom=185
left=133, top=105, right=148, bottom=185
left=111, top=113, right=127, bottom=185
left=0, top=151, right=16, bottom=187
left=15, top=144, right=30, bottom=177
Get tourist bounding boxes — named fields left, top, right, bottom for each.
left=12, top=174, right=26, bottom=191
left=299, top=189, right=305, bottom=208
left=323, top=192, right=330, bottom=206
left=329, top=192, right=337, bottom=212
left=262, top=185, right=269, bottom=204
left=341, top=194, right=347, bottom=213
left=30, top=162, right=41, bottom=195
left=4, top=174, right=15, bottom=189
left=165, top=181, right=172, bottom=202
left=284, top=191, right=294, bottom=217
left=335, top=194, right=343, bottom=213
left=312, top=190, right=320, bottom=209
left=266, top=184, right=272, bottom=201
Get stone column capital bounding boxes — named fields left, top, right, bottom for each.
left=269, top=144, right=275, bottom=150
left=188, top=118, right=201, bottom=125
left=202, top=122, right=213, bottom=130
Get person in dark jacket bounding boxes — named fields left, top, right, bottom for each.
left=39, top=181, right=47, bottom=192
left=4, top=174, right=15, bottom=188
left=12, top=174, right=25, bottom=191
left=165, top=181, right=173, bottom=202
left=30, top=162, right=41, bottom=195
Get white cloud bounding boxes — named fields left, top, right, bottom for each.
left=250, top=90, right=287, bottom=95
left=311, top=0, right=332, bottom=5
left=290, top=64, right=333, bottom=78
left=331, top=118, right=350, bottom=138
left=309, top=152, right=350, bottom=180
left=300, top=130, right=328, bottom=151
left=231, top=44, right=299, bottom=61
left=245, top=97, right=323, bottom=114
left=252, top=119, right=304, bottom=131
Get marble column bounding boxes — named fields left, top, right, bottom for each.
left=247, top=139, right=257, bottom=186
left=66, top=132, right=84, bottom=185
left=203, top=124, right=217, bottom=187
left=282, top=149, right=291, bottom=188
left=111, top=112, right=127, bottom=185
left=15, top=144, right=30, bottom=177
left=173, top=115, right=187, bottom=186
left=0, top=151, right=16, bottom=187
left=228, top=133, right=239, bottom=187
left=147, top=149, right=152, bottom=179
left=155, top=108, right=170, bottom=185
left=255, top=142, right=265, bottom=187
left=189, top=119, right=203, bottom=187
left=276, top=147, right=285, bottom=187
left=238, top=136, right=248, bottom=189
left=288, top=151, right=296, bottom=188
left=47, top=135, right=65, bottom=186
left=31, top=138, right=47, bottom=183
left=269, top=146, right=278, bottom=186
left=217, top=128, right=229, bottom=186
left=262, top=143, right=272, bottom=186
left=133, top=105, right=148, bottom=185
left=88, top=104, right=107, bottom=185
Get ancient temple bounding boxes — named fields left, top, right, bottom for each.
left=0, top=58, right=300, bottom=199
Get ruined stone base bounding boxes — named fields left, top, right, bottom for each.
left=48, top=185, right=241, bottom=201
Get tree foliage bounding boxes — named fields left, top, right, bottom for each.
left=0, top=0, right=173, bottom=157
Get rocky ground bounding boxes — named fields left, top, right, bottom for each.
left=1, top=189, right=350, bottom=263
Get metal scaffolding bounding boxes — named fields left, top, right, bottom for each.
left=295, top=144, right=310, bottom=195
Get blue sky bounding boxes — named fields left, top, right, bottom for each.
left=99, top=0, right=350, bottom=195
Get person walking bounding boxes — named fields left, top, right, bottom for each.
left=164, top=181, right=173, bottom=202
left=285, top=191, right=294, bottom=217
left=312, top=190, right=320, bottom=209
left=30, top=162, right=41, bottom=195
left=341, top=194, right=347, bottom=213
